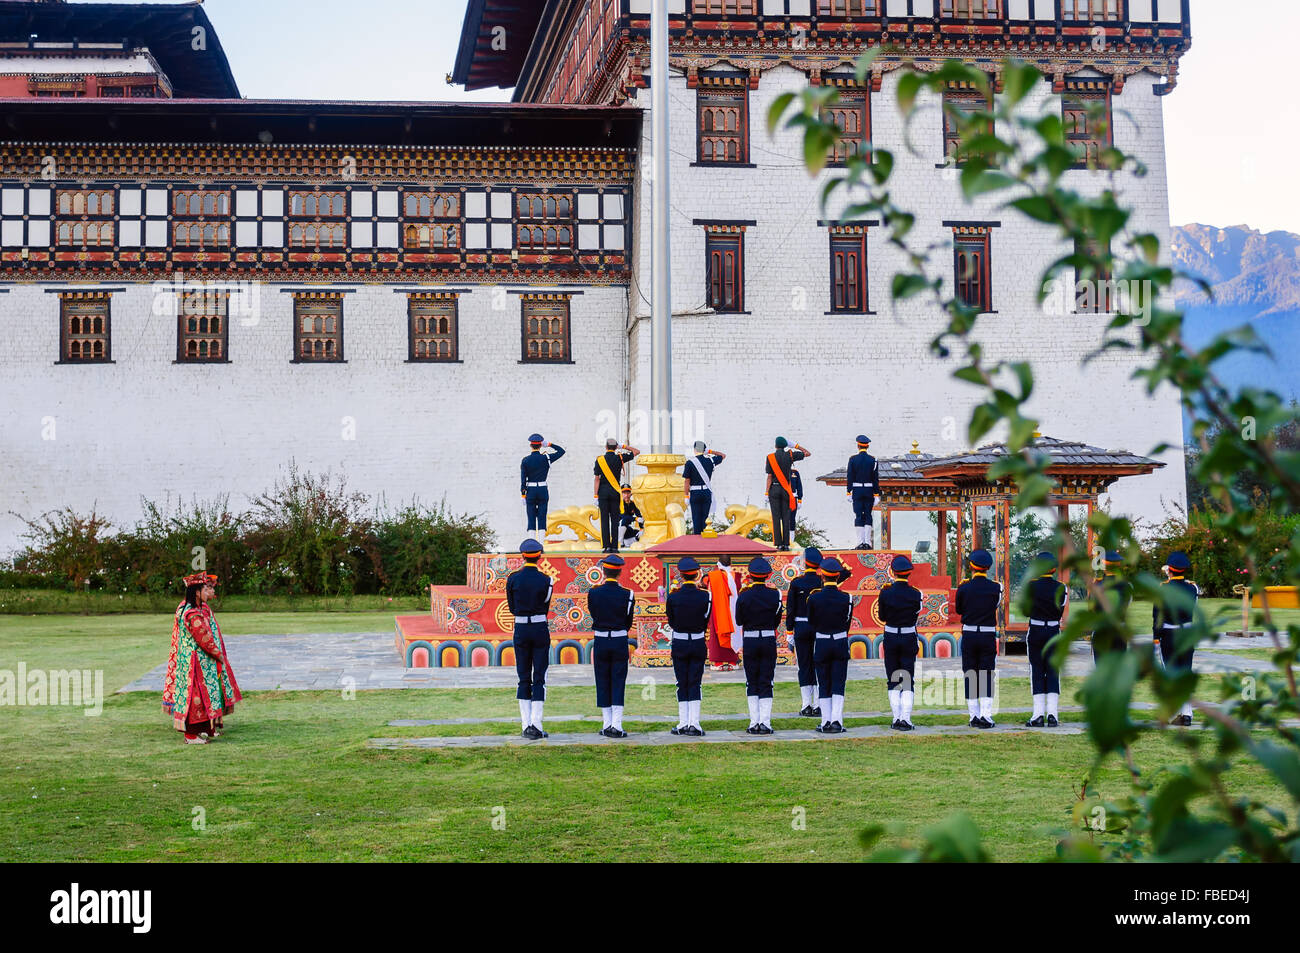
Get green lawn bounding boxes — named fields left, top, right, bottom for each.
left=1, top=613, right=1291, bottom=862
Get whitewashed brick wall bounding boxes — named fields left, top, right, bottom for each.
left=0, top=283, right=626, bottom=553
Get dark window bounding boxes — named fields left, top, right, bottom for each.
left=1062, top=0, right=1121, bottom=20
left=59, top=295, right=111, bottom=363
left=697, top=86, right=748, bottom=164
left=522, top=297, right=571, bottom=363
left=172, top=190, right=231, bottom=249
left=943, top=87, right=992, bottom=165
left=409, top=295, right=459, bottom=362
left=1063, top=89, right=1112, bottom=169
left=824, top=88, right=871, bottom=166
left=830, top=232, right=868, bottom=313
left=692, top=0, right=757, bottom=14
left=516, top=192, right=575, bottom=252
left=941, top=0, right=1001, bottom=17
left=818, top=0, right=880, bottom=14
left=177, top=290, right=229, bottom=362
left=953, top=229, right=992, bottom=313
left=705, top=230, right=744, bottom=312
left=293, top=295, right=344, bottom=362
left=1075, top=236, right=1114, bottom=314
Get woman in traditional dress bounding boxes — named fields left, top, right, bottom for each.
left=162, top=572, right=241, bottom=743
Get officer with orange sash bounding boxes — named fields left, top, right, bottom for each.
left=765, top=436, right=809, bottom=551
left=592, top=438, right=640, bottom=554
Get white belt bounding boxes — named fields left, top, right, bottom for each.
left=672, top=631, right=706, bottom=641
left=793, top=617, right=808, bottom=623
left=1029, top=619, right=1060, bottom=627
left=884, top=626, right=917, bottom=635
left=744, top=630, right=776, bottom=639
left=1162, top=622, right=1194, bottom=630
left=815, top=632, right=848, bottom=640
left=851, top=483, right=875, bottom=489
left=593, top=629, right=628, bottom=639
left=525, top=481, right=547, bottom=487
left=515, top=614, right=548, bottom=624
left=963, top=625, right=996, bottom=633
left=688, top=486, right=710, bottom=493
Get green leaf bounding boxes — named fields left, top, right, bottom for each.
left=1082, top=651, right=1139, bottom=752
left=1008, top=195, right=1057, bottom=224
left=891, top=273, right=930, bottom=301
left=1247, top=740, right=1300, bottom=802
left=766, top=92, right=797, bottom=137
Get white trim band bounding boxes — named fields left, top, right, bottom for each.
left=884, top=626, right=917, bottom=635
left=672, top=631, right=706, bottom=641
left=593, top=630, right=628, bottom=639
left=744, top=630, right=776, bottom=639
left=815, top=632, right=849, bottom=640
left=515, top=614, right=548, bottom=624
left=963, top=625, right=997, bottom=633
left=1029, top=619, right=1060, bottom=627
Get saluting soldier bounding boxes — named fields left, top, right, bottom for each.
left=878, top=554, right=922, bottom=731
left=1090, top=550, right=1132, bottom=662
left=765, top=436, right=810, bottom=551
left=735, top=556, right=784, bottom=734
left=955, top=549, right=1001, bottom=729
left=1024, top=551, right=1068, bottom=728
left=1154, top=550, right=1200, bottom=727
left=593, top=438, right=640, bottom=554
left=808, top=556, right=854, bottom=734
left=665, top=556, right=712, bottom=736
left=505, top=539, right=554, bottom=739
left=682, top=440, right=727, bottom=535
left=587, top=554, right=637, bottom=738
left=845, top=435, right=879, bottom=550
left=520, top=433, right=564, bottom=544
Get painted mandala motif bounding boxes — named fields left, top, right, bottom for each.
left=565, top=558, right=602, bottom=593
left=550, top=597, right=591, bottom=632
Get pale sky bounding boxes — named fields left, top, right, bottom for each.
left=111, top=0, right=1300, bottom=235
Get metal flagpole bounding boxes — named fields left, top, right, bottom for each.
left=650, top=0, right=672, bottom=453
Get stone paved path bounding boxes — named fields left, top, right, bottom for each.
left=118, top=631, right=1285, bottom=694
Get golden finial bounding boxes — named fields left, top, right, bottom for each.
left=908, top=440, right=920, bottom=455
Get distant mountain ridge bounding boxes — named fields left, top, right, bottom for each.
left=1170, top=224, right=1299, bottom=410
left=1172, top=224, right=1300, bottom=314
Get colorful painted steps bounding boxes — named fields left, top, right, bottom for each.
left=397, top=548, right=963, bottom=668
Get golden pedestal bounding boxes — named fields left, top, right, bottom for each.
left=630, top=452, right=686, bottom=545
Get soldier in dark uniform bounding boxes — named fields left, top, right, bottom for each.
left=955, top=549, right=1001, bottom=729
left=1090, top=550, right=1132, bottom=662
left=588, top=554, right=637, bottom=738
left=785, top=547, right=851, bottom=717
left=505, top=539, right=553, bottom=739
left=618, top=484, right=645, bottom=547
left=520, top=433, right=564, bottom=544
left=765, top=436, right=810, bottom=551
left=682, top=440, right=726, bottom=535
left=592, top=439, right=640, bottom=554
left=878, top=554, right=922, bottom=731
left=735, top=556, right=784, bottom=734
left=845, top=435, right=879, bottom=550
left=665, top=556, right=711, bottom=736
left=1154, top=550, right=1200, bottom=726
left=808, top=556, right=854, bottom=734
left=1024, top=551, right=1068, bottom=728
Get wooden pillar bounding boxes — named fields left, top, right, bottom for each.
left=1086, top=499, right=1096, bottom=565
left=936, top=508, right=948, bottom=580
left=1056, top=502, right=1069, bottom=582
left=882, top=507, right=892, bottom=550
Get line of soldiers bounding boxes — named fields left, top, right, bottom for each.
left=505, top=539, right=1203, bottom=738
left=519, top=432, right=884, bottom=551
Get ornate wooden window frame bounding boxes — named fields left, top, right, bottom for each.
left=828, top=225, right=870, bottom=314
left=699, top=221, right=750, bottom=313
left=950, top=224, right=994, bottom=314
left=176, top=288, right=230, bottom=363
left=696, top=76, right=750, bottom=165
left=520, top=294, right=573, bottom=364
left=291, top=292, right=345, bottom=363
left=57, top=292, right=112, bottom=364
left=407, top=292, right=461, bottom=363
